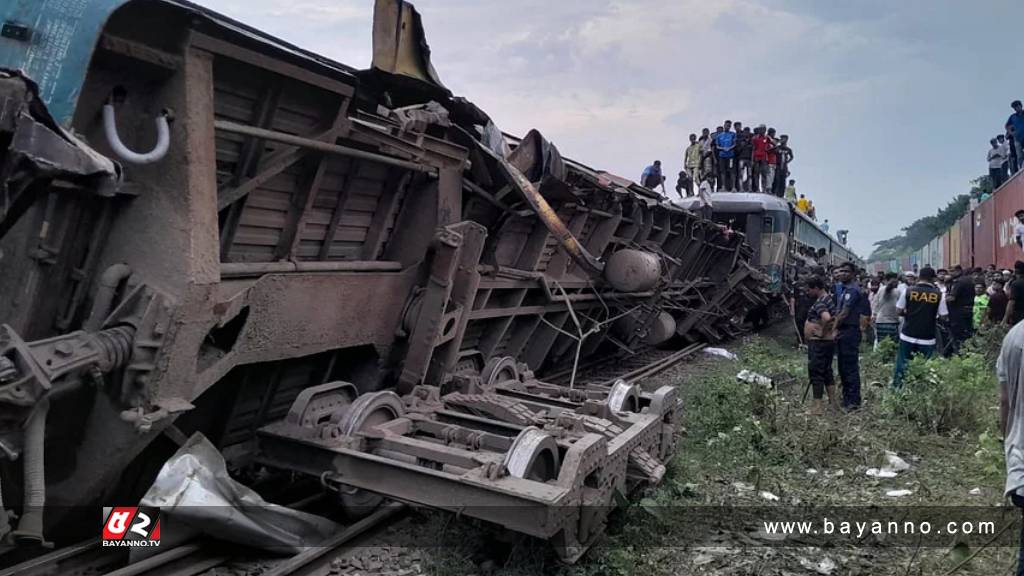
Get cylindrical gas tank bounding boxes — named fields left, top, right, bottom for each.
left=644, top=311, right=676, bottom=346
left=604, top=249, right=661, bottom=293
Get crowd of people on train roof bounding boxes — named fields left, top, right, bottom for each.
left=989, top=100, right=1024, bottom=190
left=639, top=121, right=824, bottom=225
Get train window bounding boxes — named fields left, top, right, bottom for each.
left=762, top=216, right=774, bottom=230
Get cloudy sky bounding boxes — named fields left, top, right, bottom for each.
left=195, top=0, right=1020, bottom=256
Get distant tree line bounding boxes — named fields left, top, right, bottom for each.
left=867, top=176, right=992, bottom=262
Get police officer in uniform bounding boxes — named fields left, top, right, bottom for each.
left=893, top=266, right=948, bottom=386
left=833, top=262, right=865, bottom=409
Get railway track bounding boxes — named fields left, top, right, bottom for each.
left=1, top=342, right=708, bottom=576
left=546, top=342, right=707, bottom=388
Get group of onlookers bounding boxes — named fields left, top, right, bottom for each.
left=790, top=261, right=1024, bottom=415
left=986, top=100, right=1024, bottom=190
left=640, top=121, right=796, bottom=200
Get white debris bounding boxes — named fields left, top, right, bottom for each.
left=866, top=468, right=899, bottom=479
left=736, top=369, right=772, bottom=386
left=969, top=487, right=982, bottom=495
left=760, top=491, right=780, bottom=501
left=884, top=451, right=911, bottom=472
left=799, top=556, right=838, bottom=575
left=826, top=469, right=844, bottom=478
left=806, top=468, right=819, bottom=475
left=885, top=489, right=914, bottom=498
left=704, top=347, right=738, bottom=360
left=732, top=481, right=755, bottom=492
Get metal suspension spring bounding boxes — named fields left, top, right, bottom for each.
left=93, top=326, right=136, bottom=372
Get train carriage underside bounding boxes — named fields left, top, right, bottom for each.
left=0, top=0, right=768, bottom=562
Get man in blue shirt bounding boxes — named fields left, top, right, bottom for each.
left=716, top=120, right=737, bottom=192
left=1009, top=101, right=1024, bottom=158
left=641, top=160, right=666, bottom=195
left=833, top=262, right=865, bottom=409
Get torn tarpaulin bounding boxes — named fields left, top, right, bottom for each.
left=0, top=69, right=119, bottom=239
left=131, top=433, right=341, bottom=562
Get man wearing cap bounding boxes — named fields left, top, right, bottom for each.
left=894, top=267, right=948, bottom=386
left=833, top=262, right=866, bottom=409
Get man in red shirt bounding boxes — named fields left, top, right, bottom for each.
left=765, top=127, right=779, bottom=196
left=751, top=125, right=769, bottom=193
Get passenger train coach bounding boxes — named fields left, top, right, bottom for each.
left=680, top=193, right=862, bottom=292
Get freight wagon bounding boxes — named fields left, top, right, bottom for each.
left=870, top=172, right=1024, bottom=272
left=0, top=0, right=766, bottom=562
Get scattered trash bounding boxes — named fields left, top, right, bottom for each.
left=692, top=553, right=715, bottom=566
left=885, top=489, right=914, bottom=498
left=732, top=481, right=755, bottom=493
left=806, top=468, right=819, bottom=475
left=704, top=347, right=738, bottom=360
left=884, top=451, right=911, bottom=472
left=825, top=469, right=844, bottom=478
left=134, top=433, right=340, bottom=562
left=760, top=491, right=780, bottom=501
left=736, top=369, right=772, bottom=387
left=799, top=556, right=838, bottom=575
left=865, top=468, right=899, bottom=479
left=969, top=487, right=982, bottom=495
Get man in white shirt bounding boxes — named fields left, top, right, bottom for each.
left=697, top=177, right=714, bottom=221
left=990, top=138, right=1009, bottom=189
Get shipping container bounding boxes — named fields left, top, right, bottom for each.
left=995, top=170, right=1024, bottom=268
left=959, top=213, right=973, bottom=268
left=948, top=225, right=960, bottom=268
left=974, top=198, right=996, bottom=269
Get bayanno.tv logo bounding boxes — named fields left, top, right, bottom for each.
left=101, top=507, right=162, bottom=547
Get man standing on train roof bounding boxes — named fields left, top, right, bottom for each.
left=716, top=120, right=737, bottom=192
left=697, top=174, right=714, bottom=221
left=833, top=261, right=866, bottom=409
left=685, top=134, right=702, bottom=191
left=796, top=194, right=811, bottom=214
left=1009, top=100, right=1024, bottom=156
left=785, top=179, right=797, bottom=203
left=822, top=219, right=830, bottom=233
left=641, top=160, right=666, bottom=194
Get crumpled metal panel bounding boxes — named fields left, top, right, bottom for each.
left=0, top=0, right=130, bottom=127
left=134, top=433, right=340, bottom=560
left=372, top=0, right=448, bottom=90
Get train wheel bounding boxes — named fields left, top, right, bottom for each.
left=335, top=391, right=404, bottom=516
left=503, top=427, right=560, bottom=482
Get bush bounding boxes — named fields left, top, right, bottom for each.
left=883, top=352, right=997, bottom=435
left=685, top=375, right=753, bottom=442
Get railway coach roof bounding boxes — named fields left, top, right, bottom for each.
left=675, top=192, right=793, bottom=213
left=0, top=0, right=359, bottom=126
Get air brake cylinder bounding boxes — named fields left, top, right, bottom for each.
left=603, top=249, right=662, bottom=293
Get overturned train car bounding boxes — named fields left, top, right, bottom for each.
left=0, top=0, right=767, bottom=560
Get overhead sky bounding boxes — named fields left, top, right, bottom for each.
left=194, top=0, right=1020, bottom=256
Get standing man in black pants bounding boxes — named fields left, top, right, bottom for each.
left=833, top=262, right=864, bottom=410
left=946, top=265, right=975, bottom=355
left=804, top=276, right=837, bottom=415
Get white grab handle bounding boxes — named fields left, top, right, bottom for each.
left=102, top=103, right=170, bottom=164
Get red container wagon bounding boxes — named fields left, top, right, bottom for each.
left=974, top=199, right=996, bottom=268
left=995, top=171, right=1024, bottom=268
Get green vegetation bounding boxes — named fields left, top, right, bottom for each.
left=429, top=330, right=1013, bottom=576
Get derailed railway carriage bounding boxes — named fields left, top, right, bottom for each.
left=0, top=0, right=767, bottom=560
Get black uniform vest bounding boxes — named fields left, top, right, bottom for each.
left=901, top=283, right=942, bottom=341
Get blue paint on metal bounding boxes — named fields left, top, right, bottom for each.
left=0, top=0, right=130, bottom=127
